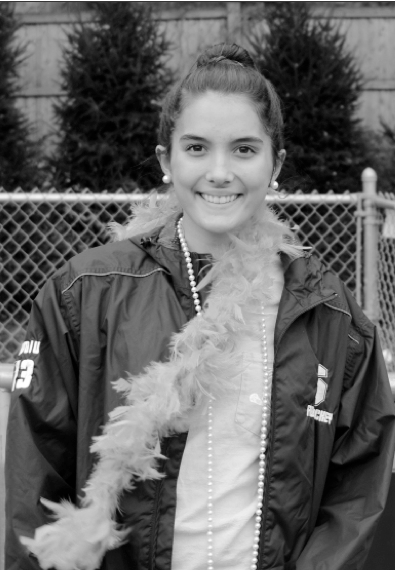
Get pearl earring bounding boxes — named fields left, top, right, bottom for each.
left=162, top=174, right=171, bottom=184
left=270, top=180, right=279, bottom=190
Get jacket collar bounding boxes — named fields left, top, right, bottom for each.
left=129, top=215, right=213, bottom=318
left=130, top=216, right=337, bottom=334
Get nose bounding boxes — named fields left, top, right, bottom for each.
left=205, top=154, right=234, bottom=186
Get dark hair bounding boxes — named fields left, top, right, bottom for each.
left=158, top=43, right=284, bottom=164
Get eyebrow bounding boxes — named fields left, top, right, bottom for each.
left=179, top=135, right=206, bottom=142
left=179, top=134, right=264, bottom=144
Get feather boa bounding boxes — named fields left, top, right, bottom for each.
left=21, top=192, right=303, bottom=570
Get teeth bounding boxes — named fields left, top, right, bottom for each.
left=200, top=193, right=239, bottom=204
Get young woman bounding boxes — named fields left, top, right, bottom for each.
left=6, top=43, right=395, bottom=570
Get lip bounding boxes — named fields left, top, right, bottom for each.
left=197, top=192, right=242, bottom=205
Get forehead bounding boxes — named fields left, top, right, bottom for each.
left=174, top=91, right=268, bottom=140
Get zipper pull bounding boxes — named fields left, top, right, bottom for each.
left=140, top=236, right=153, bottom=247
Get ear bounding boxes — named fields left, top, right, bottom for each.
left=155, top=145, right=171, bottom=177
left=273, top=149, right=286, bottom=180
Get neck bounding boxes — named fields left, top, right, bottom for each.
left=181, top=213, right=231, bottom=257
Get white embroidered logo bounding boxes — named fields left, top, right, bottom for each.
left=12, top=360, right=34, bottom=390
left=12, top=340, right=41, bottom=390
left=19, top=340, right=40, bottom=356
left=317, top=363, right=328, bottom=378
left=307, top=405, right=333, bottom=424
left=315, top=379, right=327, bottom=406
left=315, top=365, right=328, bottom=406
left=307, top=364, right=333, bottom=424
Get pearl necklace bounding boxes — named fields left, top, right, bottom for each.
left=177, top=216, right=270, bottom=570
left=177, top=218, right=202, bottom=317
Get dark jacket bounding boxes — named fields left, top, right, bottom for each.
left=5, top=220, right=395, bottom=570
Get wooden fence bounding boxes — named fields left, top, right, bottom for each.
left=11, top=1, right=395, bottom=151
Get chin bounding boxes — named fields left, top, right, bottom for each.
left=201, top=220, right=244, bottom=235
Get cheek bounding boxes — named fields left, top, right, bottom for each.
left=171, top=157, right=200, bottom=189
left=171, top=169, right=195, bottom=205
left=170, top=155, right=186, bottom=182
left=241, top=170, right=270, bottom=193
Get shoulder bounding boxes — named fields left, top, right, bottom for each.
left=290, top=252, right=373, bottom=335
left=47, top=238, right=166, bottom=296
left=317, top=259, right=374, bottom=336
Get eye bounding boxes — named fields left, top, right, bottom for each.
left=186, top=144, right=205, bottom=154
left=236, top=146, right=255, bottom=155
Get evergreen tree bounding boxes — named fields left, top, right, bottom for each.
left=366, top=122, right=395, bottom=195
left=52, top=2, right=173, bottom=191
left=0, top=2, right=37, bottom=190
left=249, top=2, right=369, bottom=193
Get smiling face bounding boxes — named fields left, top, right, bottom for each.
left=157, top=90, right=284, bottom=254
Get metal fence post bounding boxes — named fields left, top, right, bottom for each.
left=361, top=167, right=379, bottom=323
left=0, top=388, right=10, bottom=570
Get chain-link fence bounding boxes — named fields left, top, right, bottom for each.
left=1, top=190, right=361, bottom=365
left=1, top=192, right=133, bottom=363
left=2, top=186, right=395, bottom=373
left=376, top=194, right=395, bottom=373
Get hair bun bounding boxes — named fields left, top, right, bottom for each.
left=196, top=43, right=257, bottom=70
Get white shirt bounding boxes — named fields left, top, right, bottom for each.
left=171, top=259, right=284, bottom=570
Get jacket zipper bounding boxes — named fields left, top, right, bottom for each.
left=149, top=437, right=171, bottom=570
left=258, top=293, right=338, bottom=569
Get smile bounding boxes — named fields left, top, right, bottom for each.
left=200, top=193, right=240, bottom=204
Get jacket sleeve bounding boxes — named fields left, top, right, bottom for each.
left=296, top=319, right=395, bottom=570
left=5, top=277, right=79, bottom=570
